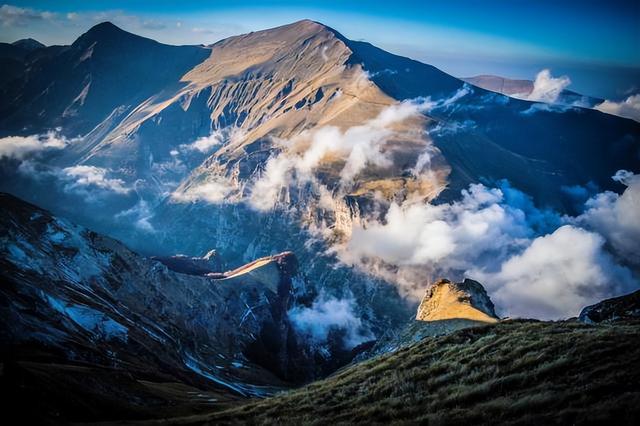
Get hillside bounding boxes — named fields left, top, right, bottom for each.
left=178, top=320, right=640, bottom=425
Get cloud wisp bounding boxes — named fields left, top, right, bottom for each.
left=288, top=293, right=373, bottom=349
left=517, top=69, right=571, bottom=103
left=594, top=94, right=640, bottom=122
left=248, top=86, right=471, bottom=211
left=0, top=132, right=71, bottom=159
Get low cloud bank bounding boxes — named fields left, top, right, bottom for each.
left=248, top=86, right=471, bottom=210
left=594, top=94, right=640, bottom=122
left=288, top=294, right=373, bottom=348
left=576, top=171, right=640, bottom=265
left=339, top=173, right=640, bottom=320
left=0, top=132, right=71, bottom=159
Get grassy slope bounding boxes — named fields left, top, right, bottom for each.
left=164, top=320, right=640, bottom=425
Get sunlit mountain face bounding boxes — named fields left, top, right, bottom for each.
left=1, top=2, right=639, bottom=424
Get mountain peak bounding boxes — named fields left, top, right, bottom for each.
left=75, top=21, right=145, bottom=46
left=12, top=38, right=45, bottom=50
left=416, top=278, right=499, bottom=322
left=234, top=18, right=345, bottom=45
left=88, top=21, right=122, bottom=32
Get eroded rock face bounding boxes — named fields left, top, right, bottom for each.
left=416, top=278, right=498, bottom=322
left=579, top=289, right=640, bottom=324
left=357, top=278, right=499, bottom=360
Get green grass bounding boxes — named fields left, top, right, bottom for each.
left=162, top=320, right=640, bottom=425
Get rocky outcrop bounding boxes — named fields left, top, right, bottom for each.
left=416, top=278, right=499, bottom=323
left=151, top=249, right=225, bottom=275
left=360, top=278, right=499, bottom=360
left=579, top=289, right=640, bottom=324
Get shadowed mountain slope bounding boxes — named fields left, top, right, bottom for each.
left=0, top=22, right=209, bottom=136
left=176, top=320, right=640, bottom=426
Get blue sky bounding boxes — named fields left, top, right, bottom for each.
left=1, top=1, right=638, bottom=99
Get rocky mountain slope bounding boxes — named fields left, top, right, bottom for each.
left=0, top=22, right=209, bottom=136
left=415, top=278, right=498, bottom=322
left=361, top=278, right=499, bottom=359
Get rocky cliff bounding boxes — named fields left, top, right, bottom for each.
left=416, top=278, right=499, bottom=322
left=360, top=278, right=499, bottom=358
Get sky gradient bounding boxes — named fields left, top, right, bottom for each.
left=1, top=1, right=639, bottom=99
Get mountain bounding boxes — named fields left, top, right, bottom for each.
left=462, top=74, right=603, bottom=107
left=360, top=278, right=499, bottom=359
left=0, top=19, right=638, bottom=369
left=463, top=74, right=533, bottom=96
left=0, top=38, right=46, bottom=89
left=415, top=278, right=498, bottom=322
left=0, top=20, right=639, bottom=400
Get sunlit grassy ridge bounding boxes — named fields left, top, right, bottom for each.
left=172, top=320, right=640, bottom=425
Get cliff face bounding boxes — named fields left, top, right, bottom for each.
left=360, top=278, right=499, bottom=359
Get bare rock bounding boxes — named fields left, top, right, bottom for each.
left=579, top=289, right=640, bottom=324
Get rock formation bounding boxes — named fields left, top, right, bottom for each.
left=359, top=278, right=499, bottom=359
left=579, top=289, right=640, bottom=324
left=416, top=278, right=499, bottom=322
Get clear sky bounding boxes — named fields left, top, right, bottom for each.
left=1, top=1, right=639, bottom=99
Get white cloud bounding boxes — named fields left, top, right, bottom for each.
left=288, top=294, right=373, bottom=348
left=179, top=127, right=244, bottom=154
left=0, top=132, right=69, bottom=159
left=248, top=154, right=294, bottom=210
left=336, top=177, right=639, bottom=319
left=473, top=225, right=637, bottom=320
left=576, top=171, right=640, bottom=266
left=248, top=87, right=472, bottom=210
left=184, top=132, right=223, bottom=153
left=594, top=94, right=640, bottom=122
left=515, top=69, right=571, bottom=104
left=0, top=4, right=56, bottom=27
left=344, top=183, right=532, bottom=270
left=115, top=199, right=155, bottom=232
left=171, top=177, right=234, bottom=204
left=62, top=165, right=129, bottom=194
